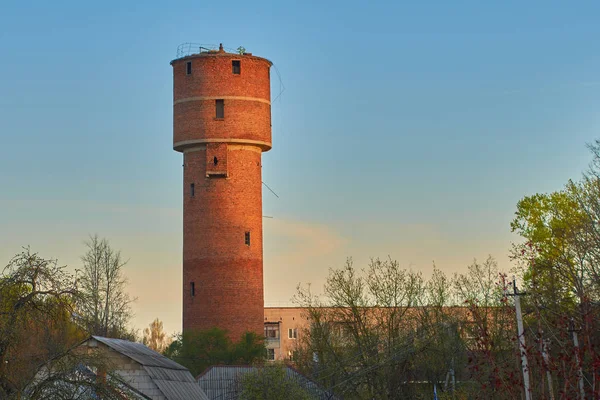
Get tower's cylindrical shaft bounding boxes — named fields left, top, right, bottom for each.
left=171, top=46, right=272, bottom=339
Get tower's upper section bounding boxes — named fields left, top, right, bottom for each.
left=171, top=43, right=273, bottom=153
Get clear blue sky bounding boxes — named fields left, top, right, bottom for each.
left=1, top=0, right=599, bottom=334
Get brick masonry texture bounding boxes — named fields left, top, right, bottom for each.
left=172, top=53, right=272, bottom=151
left=174, top=100, right=271, bottom=148
left=172, top=49, right=271, bottom=340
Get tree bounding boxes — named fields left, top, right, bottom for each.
left=0, top=248, right=82, bottom=397
left=453, top=257, right=519, bottom=399
left=238, top=364, right=315, bottom=400
left=415, top=265, right=466, bottom=394
left=0, top=248, right=129, bottom=399
left=508, top=141, right=600, bottom=399
left=511, top=187, right=591, bottom=306
left=164, top=328, right=266, bottom=376
left=293, top=257, right=444, bottom=399
left=143, top=318, right=172, bottom=353
left=77, top=234, right=135, bottom=339
left=292, top=256, right=522, bottom=399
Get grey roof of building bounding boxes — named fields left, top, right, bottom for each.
left=197, top=365, right=339, bottom=400
left=91, top=336, right=209, bottom=400
left=92, top=336, right=187, bottom=370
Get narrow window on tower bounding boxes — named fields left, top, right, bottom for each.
left=245, top=231, right=251, bottom=246
left=186, top=61, right=192, bottom=75
left=232, top=60, right=241, bottom=74
left=190, top=282, right=195, bottom=297
left=190, top=183, right=195, bottom=197
left=213, top=156, right=218, bottom=166
left=215, top=99, right=224, bottom=119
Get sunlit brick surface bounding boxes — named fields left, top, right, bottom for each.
left=171, top=47, right=272, bottom=339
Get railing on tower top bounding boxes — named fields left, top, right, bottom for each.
left=175, top=43, right=241, bottom=58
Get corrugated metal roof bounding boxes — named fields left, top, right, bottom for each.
left=153, top=379, right=210, bottom=400
left=144, top=366, right=196, bottom=383
left=198, top=366, right=252, bottom=400
left=91, top=336, right=209, bottom=400
left=92, top=336, right=187, bottom=370
left=197, top=365, right=340, bottom=400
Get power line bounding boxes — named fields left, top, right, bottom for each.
left=262, top=181, right=279, bottom=198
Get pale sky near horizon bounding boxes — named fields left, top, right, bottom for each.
left=1, top=1, right=600, bottom=336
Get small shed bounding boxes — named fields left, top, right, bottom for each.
left=82, top=336, right=209, bottom=400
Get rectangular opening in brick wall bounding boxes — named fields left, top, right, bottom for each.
left=205, top=143, right=228, bottom=177
left=264, top=323, right=279, bottom=338
left=190, top=183, right=195, bottom=197
left=232, top=60, right=241, bottom=74
left=190, top=282, right=195, bottom=297
left=186, top=61, right=192, bottom=75
left=215, top=99, right=224, bottom=118
left=245, top=231, right=251, bottom=246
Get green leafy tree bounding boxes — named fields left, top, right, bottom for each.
left=164, top=328, right=266, bottom=376
left=508, top=141, right=600, bottom=399
left=0, top=248, right=82, bottom=397
left=511, top=187, right=589, bottom=306
left=0, top=248, right=129, bottom=399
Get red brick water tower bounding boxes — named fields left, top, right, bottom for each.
left=171, top=43, right=272, bottom=339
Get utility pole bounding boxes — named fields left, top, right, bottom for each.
left=540, top=337, right=555, bottom=400
left=444, top=357, right=456, bottom=398
left=569, top=318, right=586, bottom=400
left=451, top=356, right=456, bottom=399
left=507, top=276, right=532, bottom=400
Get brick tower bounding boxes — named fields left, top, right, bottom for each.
left=171, top=44, right=272, bottom=339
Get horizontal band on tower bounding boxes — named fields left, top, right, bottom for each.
left=184, top=144, right=262, bottom=154
left=175, top=138, right=271, bottom=152
left=174, top=96, right=271, bottom=106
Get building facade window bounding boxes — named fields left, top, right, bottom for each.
left=186, top=61, right=192, bottom=75
left=264, top=324, right=279, bottom=339
left=215, top=99, right=224, bottom=118
left=232, top=60, right=241, bottom=74
left=266, top=348, right=275, bottom=361
left=190, top=183, right=195, bottom=197
left=190, top=282, right=195, bottom=297
left=288, top=328, right=298, bottom=339
left=245, top=231, right=251, bottom=246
